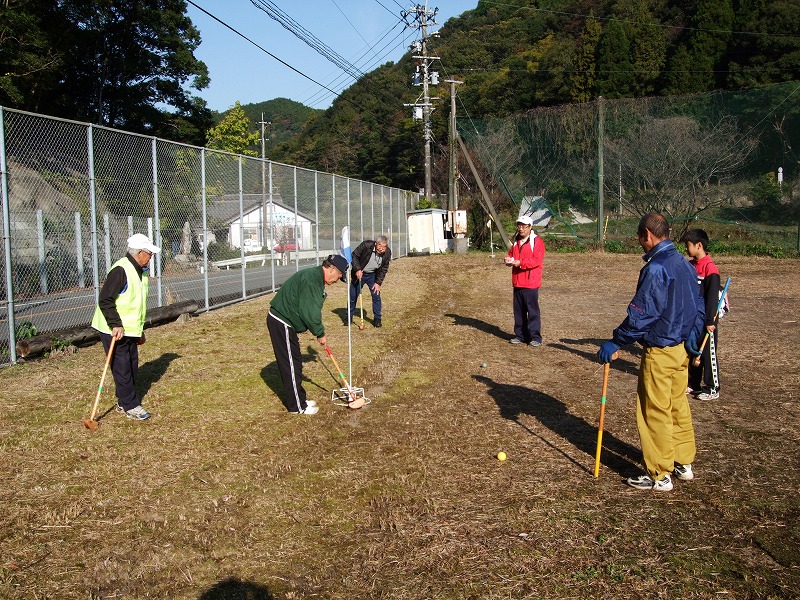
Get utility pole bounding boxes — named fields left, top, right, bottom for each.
left=446, top=79, right=462, bottom=212
left=403, top=3, right=439, bottom=204
left=597, top=96, right=605, bottom=246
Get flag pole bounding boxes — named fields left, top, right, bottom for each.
left=340, top=227, right=353, bottom=383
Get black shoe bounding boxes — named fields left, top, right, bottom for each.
left=374, top=318, right=382, bottom=328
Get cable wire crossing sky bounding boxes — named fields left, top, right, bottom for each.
left=186, top=0, right=477, bottom=111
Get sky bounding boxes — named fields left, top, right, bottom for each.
left=185, top=0, right=478, bottom=112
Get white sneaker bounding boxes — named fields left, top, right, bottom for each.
left=125, top=405, right=151, bottom=420
left=626, top=473, right=673, bottom=491
left=291, top=404, right=319, bottom=415
left=673, top=463, right=694, bottom=481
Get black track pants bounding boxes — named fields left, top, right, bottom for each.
left=267, top=312, right=308, bottom=413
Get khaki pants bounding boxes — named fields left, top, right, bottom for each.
left=636, top=345, right=696, bottom=479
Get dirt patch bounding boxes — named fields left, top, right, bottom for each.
left=0, top=252, right=798, bottom=598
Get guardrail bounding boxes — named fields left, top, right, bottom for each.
left=211, top=250, right=321, bottom=270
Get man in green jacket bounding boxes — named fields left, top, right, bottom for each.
left=267, top=255, right=348, bottom=414
left=91, top=233, right=160, bottom=421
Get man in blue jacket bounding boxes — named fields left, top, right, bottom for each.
left=598, top=213, right=705, bottom=491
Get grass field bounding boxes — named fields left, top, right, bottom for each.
left=1, top=252, right=798, bottom=599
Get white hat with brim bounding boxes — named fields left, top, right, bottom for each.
left=127, top=233, right=161, bottom=254
left=516, top=215, right=533, bottom=226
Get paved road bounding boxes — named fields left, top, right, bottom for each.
left=1, top=259, right=319, bottom=354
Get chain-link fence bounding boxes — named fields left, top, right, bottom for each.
left=1, top=107, right=415, bottom=364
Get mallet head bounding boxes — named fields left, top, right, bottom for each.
left=348, top=397, right=365, bottom=409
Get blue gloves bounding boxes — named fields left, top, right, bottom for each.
left=598, top=341, right=620, bottom=364
left=685, top=329, right=702, bottom=357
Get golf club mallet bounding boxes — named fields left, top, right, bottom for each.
left=594, top=350, right=619, bottom=478
left=358, top=285, right=365, bottom=330
left=83, top=336, right=117, bottom=431
left=693, top=277, right=731, bottom=367
left=324, top=345, right=365, bottom=409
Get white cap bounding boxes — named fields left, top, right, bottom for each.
left=127, top=233, right=161, bottom=254
left=516, top=215, right=533, bottom=226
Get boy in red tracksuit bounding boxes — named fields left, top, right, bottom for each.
left=681, top=229, right=722, bottom=400
left=504, top=215, right=546, bottom=346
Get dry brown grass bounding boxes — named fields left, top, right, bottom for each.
left=1, top=252, right=798, bottom=599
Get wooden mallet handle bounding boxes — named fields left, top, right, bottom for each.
left=594, top=351, right=618, bottom=478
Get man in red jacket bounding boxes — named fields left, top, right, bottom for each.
left=505, top=215, right=546, bottom=346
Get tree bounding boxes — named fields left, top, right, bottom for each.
left=595, top=20, right=634, bottom=98
left=606, top=106, right=758, bottom=222
left=726, top=0, right=800, bottom=88
left=668, top=0, right=734, bottom=93
left=570, top=14, right=602, bottom=103
left=0, top=0, right=62, bottom=107
left=629, top=17, right=667, bottom=95
left=206, top=101, right=260, bottom=156
left=1, top=0, right=210, bottom=139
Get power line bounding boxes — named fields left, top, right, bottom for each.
left=250, top=0, right=365, bottom=81
left=330, top=0, right=370, bottom=48
left=300, top=23, right=410, bottom=108
left=185, top=0, right=342, bottom=99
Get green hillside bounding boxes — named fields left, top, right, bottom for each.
left=212, top=98, right=322, bottom=156
left=268, top=0, right=800, bottom=193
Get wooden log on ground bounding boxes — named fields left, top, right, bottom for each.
left=15, top=299, right=199, bottom=358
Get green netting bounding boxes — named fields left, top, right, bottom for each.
left=458, top=82, right=800, bottom=251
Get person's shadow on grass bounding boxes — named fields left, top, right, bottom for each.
left=552, top=337, right=641, bottom=376
left=198, top=576, right=274, bottom=599
left=331, top=306, right=360, bottom=326
left=97, top=352, right=180, bottom=420
left=137, top=352, right=181, bottom=396
left=445, top=313, right=509, bottom=341
left=473, top=374, right=641, bottom=477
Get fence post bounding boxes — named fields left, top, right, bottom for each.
left=347, top=177, right=351, bottom=247
left=269, top=161, right=275, bottom=291
left=103, top=214, right=111, bottom=274
left=314, top=170, right=320, bottom=265
left=36, top=209, right=48, bottom=294
left=239, top=156, right=246, bottom=299
left=74, top=212, right=85, bottom=287
left=597, top=95, right=605, bottom=246
left=151, top=137, right=162, bottom=307
left=294, top=165, right=299, bottom=271
left=88, top=124, right=100, bottom=306
left=397, top=188, right=402, bottom=255
left=332, top=175, right=337, bottom=254
left=201, top=148, right=209, bottom=311
left=0, top=107, right=18, bottom=363
left=360, top=180, right=364, bottom=242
